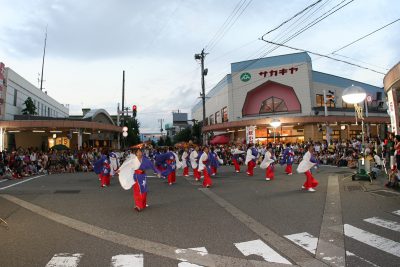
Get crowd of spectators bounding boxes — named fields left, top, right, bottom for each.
left=2, top=135, right=398, bottom=188
left=0, top=148, right=104, bottom=179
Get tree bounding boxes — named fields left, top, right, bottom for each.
left=21, top=97, right=37, bottom=115
left=157, top=137, right=165, bottom=146
left=191, top=122, right=202, bottom=144
left=165, top=135, right=172, bottom=146
left=125, top=117, right=141, bottom=146
left=173, top=127, right=192, bottom=143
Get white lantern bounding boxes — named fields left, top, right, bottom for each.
left=122, top=126, right=128, bottom=132
left=269, top=118, right=281, bottom=128
left=122, top=131, right=128, bottom=137
left=342, top=85, right=366, bottom=104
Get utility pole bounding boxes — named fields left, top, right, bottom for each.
left=194, top=49, right=208, bottom=145
left=40, top=26, right=48, bottom=91
left=121, top=70, right=125, bottom=126
left=158, top=119, right=164, bottom=135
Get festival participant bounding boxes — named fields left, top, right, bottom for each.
left=109, top=151, right=119, bottom=176
left=297, top=144, right=319, bottom=192
left=260, top=145, right=275, bottom=181
left=190, top=146, right=201, bottom=181
left=94, top=153, right=111, bottom=187
left=281, top=142, right=294, bottom=175
left=245, top=143, right=258, bottom=176
left=209, top=147, right=223, bottom=176
left=118, top=148, right=161, bottom=212
left=231, top=145, right=245, bottom=173
left=198, top=146, right=212, bottom=188
left=181, top=147, right=190, bottom=177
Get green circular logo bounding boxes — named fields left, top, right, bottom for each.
left=240, top=72, right=251, bottom=82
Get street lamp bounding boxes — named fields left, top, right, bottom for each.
left=342, top=85, right=368, bottom=180
left=270, top=118, right=281, bottom=143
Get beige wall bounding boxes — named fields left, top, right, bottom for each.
left=230, top=61, right=313, bottom=121
left=15, top=132, right=48, bottom=149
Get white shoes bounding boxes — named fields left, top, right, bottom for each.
left=288, top=173, right=293, bottom=176
left=301, top=185, right=305, bottom=189
left=265, top=178, right=271, bottom=181
left=307, top=188, right=316, bottom=192
left=235, top=170, right=240, bottom=173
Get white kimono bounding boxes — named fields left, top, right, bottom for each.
left=118, top=155, right=141, bottom=190
left=110, top=156, right=119, bottom=176
left=173, top=152, right=183, bottom=169
left=190, top=150, right=199, bottom=169
left=181, top=151, right=189, bottom=168
left=245, top=148, right=256, bottom=165
left=260, top=151, right=275, bottom=169
left=297, top=151, right=316, bottom=173
left=198, top=152, right=208, bottom=172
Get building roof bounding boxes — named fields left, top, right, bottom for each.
left=82, top=109, right=115, bottom=125
left=312, top=71, right=383, bottom=95
left=230, top=52, right=311, bottom=73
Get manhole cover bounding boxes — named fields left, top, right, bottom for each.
left=54, top=190, right=81, bottom=194
left=345, top=185, right=363, bottom=191
left=370, top=190, right=400, bottom=197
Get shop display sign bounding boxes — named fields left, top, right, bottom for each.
left=258, top=67, right=298, bottom=78
left=246, top=126, right=256, bottom=144
left=240, top=72, right=251, bottom=82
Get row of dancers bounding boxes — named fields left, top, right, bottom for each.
left=94, top=143, right=320, bottom=212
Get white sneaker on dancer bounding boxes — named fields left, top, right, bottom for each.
left=307, top=188, right=316, bottom=192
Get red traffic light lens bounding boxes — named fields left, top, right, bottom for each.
left=132, top=105, right=137, bottom=111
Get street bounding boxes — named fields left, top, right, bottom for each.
left=1, top=165, right=399, bottom=267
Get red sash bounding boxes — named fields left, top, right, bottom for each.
left=134, top=170, right=145, bottom=174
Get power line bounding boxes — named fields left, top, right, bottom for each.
left=261, top=39, right=386, bottom=75
left=261, top=0, right=355, bottom=56
left=331, top=17, right=400, bottom=54
left=206, top=0, right=253, bottom=52
left=261, top=0, right=323, bottom=38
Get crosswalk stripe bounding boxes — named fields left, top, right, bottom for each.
left=110, top=254, right=143, bottom=267
left=45, top=253, right=83, bottom=267
left=284, top=232, right=318, bottom=255
left=177, top=247, right=207, bottom=267
left=364, top=217, right=400, bottom=232
left=344, top=224, right=400, bottom=258
left=393, top=210, right=400, bottom=216
left=234, top=239, right=292, bottom=265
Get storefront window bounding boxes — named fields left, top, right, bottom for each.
left=215, top=111, right=220, bottom=124
left=316, top=94, right=335, bottom=108
left=259, top=96, right=288, bottom=114
left=209, top=114, right=214, bottom=125
left=221, top=106, right=228, bottom=122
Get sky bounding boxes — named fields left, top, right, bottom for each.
left=0, top=0, right=399, bottom=132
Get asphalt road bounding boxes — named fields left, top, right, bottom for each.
left=0, top=164, right=399, bottom=267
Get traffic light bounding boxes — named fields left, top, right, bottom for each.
left=132, top=105, right=137, bottom=118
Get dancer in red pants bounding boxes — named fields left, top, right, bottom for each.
left=190, top=146, right=201, bottom=181
left=181, top=147, right=190, bottom=176
left=118, top=149, right=161, bottom=211
left=198, top=146, right=212, bottom=188
left=231, top=145, right=245, bottom=173
left=297, top=144, right=319, bottom=192
left=245, top=143, right=258, bottom=176
left=260, top=145, right=275, bottom=181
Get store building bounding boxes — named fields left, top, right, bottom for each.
left=192, top=52, right=389, bottom=144
left=384, top=61, right=400, bottom=135
left=0, top=62, right=121, bottom=150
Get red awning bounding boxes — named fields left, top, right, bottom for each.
left=210, top=134, right=230, bottom=145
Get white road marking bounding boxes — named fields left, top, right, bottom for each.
left=393, top=210, right=400, bottom=216
left=234, top=239, right=292, bottom=265
left=345, top=251, right=380, bottom=267
left=177, top=247, right=208, bottom=267
left=344, top=224, right=400, bottom=257
left=0, top=179, right=8, bottom=183
left=110, top=254, right=143, bottom=267
left=45, top=253, right=83, bottom=267
left=0, top=174, right=46, bottom=190
left=364, top=217, right=400, bottom=232
left=284, top=232, right=318, bottom=254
